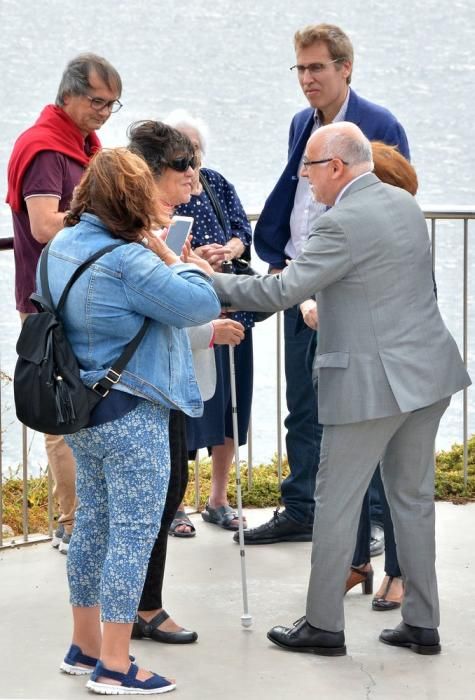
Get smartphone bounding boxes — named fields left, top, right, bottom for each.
left=165, top=216, right=194, bottom=254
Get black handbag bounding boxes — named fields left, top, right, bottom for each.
left=14, top=241, right=149, bottom=435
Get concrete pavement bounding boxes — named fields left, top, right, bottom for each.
left=0, top=503, right=474, bottom=700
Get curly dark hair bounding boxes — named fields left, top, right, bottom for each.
left=64, top=148, right=169, bottom=241
left=127, top=120, right=194, bottom=179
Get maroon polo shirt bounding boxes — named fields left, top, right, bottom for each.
left=12, top=150, right=85, bottom=313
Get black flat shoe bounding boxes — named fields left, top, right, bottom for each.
left=267, top=616, right=346, bottom=656
left=132, top=610, right=198, bottom=644
left=232, top=508, right=313, bottom=545
left=379, top=621, right=441, bottom=655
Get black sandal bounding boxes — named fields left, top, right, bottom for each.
left=168, top=510, right=196, bottom=538
left=201, top=499, right=246, bottom=531
left=132, top=610, right=198, bottom=644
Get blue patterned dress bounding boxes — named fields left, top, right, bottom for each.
left=176, top=168, right=254, bottom=449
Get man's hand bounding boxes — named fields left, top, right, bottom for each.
left=213, top=318, right=245, bottom=346
left=300, top=299, right=319, bottom=330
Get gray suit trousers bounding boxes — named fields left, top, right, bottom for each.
left=306, top=397, right=450, bottom=632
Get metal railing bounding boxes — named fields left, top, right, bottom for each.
left=1, top=207, right=473, bottom=548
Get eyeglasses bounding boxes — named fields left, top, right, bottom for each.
left=290, top=59, right=342, bottom=77
left=84, top=94, right=123, bottom=113
left=302, top=157, right=349, bottom=167
left=167, top=156, right=197, bottom=172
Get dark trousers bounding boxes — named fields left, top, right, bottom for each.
left=138, top=409, right=189, bottom=611
left=373, top=466, right=401, bottom=577
left=280, top=305, right=322, bottom=525
left=281, top=304, right=369, bottom=566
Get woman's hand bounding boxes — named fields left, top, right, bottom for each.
left=194, top=243, right=233, bottom=271
left=143, top=229, right=179, bottom=266
left=180, top=237, right=214, bottom=275
left=212, top=318, right=245, bottom=346
left=300, top=299, right=319, bottom=330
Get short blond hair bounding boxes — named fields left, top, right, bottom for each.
left=294, top=23, right=353, bottom=84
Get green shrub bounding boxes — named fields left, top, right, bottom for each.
left=1, top=438, right=474, bottom=537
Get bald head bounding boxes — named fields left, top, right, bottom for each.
left=302, top=122, right=373, bottom=205
left=311, top=122, right=373, bottom=173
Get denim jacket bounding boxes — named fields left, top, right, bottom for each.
left=38, top=213, right=221, bottom=416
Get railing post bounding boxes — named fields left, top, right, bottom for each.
left=22, top=424, right=29, bottom=542
left=247, top=412, right=253, bottom=489
left=47, top=466, right=54, bottom=536
left=194, top=450, right=201, bottom=512
left=463, top=218, right=469, bottom=486
left=0, top=371, right=3, bottom=548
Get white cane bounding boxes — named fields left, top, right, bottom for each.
left=222, top=260, right=252, bottom=628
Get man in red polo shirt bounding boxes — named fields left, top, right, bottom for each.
left=7, top=53, right=122, bottom=552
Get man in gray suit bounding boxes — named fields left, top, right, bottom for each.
left=213, top=122, right=470, bottom=656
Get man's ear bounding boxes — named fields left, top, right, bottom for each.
left=331, top=160, right=344, bottom=178
left=340, top=60, right=352, bottom=82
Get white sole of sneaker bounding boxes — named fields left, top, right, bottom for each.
left=59, top=661, right=93, bottom=675
left=59, top=543, right=69, bottom=554
left=86, top=679, right=176, bottom=695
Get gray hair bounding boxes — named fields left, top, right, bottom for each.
left=320, top=129, right=373, bottom=170
left=55, top=53, right=122, bottom=106
left=164, top=109, right=209, bottom=154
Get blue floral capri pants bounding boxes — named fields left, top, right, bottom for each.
left=65, top=400, right=170, bottom=622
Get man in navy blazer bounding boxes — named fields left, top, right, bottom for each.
left=239, top=23, right=410, bottom=546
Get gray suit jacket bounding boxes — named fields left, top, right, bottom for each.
left=213, top=173, right=470, bottom=424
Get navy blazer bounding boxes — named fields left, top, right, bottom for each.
left=254, top=89, right=410, bottom=269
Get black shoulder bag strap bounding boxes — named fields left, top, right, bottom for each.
left=37, top=241, right=150, bottom=397
left=199, top=170, right=251, bottom=263
left=199, top=170, right=228, bottom=236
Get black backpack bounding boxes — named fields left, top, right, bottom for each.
left=14, top=241, right=149, bottom=435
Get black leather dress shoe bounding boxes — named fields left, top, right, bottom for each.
left=267, top=616, right=346, bottom=656
left=232, top=508, right=313, bottom=544
left=370, top=522, right=385, bottom=557
left=132, top=610, right=198, bottom=644
left=379, top=621, right=441, bottom=655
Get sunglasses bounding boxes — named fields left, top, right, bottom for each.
left=167, top=156, right=197, bottom=172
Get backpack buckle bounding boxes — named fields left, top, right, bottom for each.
left=92, top=382, right=110, bottom=398
left=105, top=369, right=121, bottom=384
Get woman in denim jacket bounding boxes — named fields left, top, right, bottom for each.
left=44, top=148, right=220, bottom=695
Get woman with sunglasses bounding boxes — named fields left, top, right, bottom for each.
left=127, top=121, right=245, bottom=644
left=165, top=110, right=255, bottom=534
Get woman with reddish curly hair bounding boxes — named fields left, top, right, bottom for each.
left=43, top=147, right=220, bottom=694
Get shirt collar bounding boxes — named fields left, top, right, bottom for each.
left=335, top=171, right=372, bottom=205
left=314, top=87, right=351, bottom=128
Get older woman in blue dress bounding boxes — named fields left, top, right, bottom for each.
left=166, top=110, right=255, bottom=532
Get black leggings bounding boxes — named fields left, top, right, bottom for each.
left=138, top=409, right=189, bottom=611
